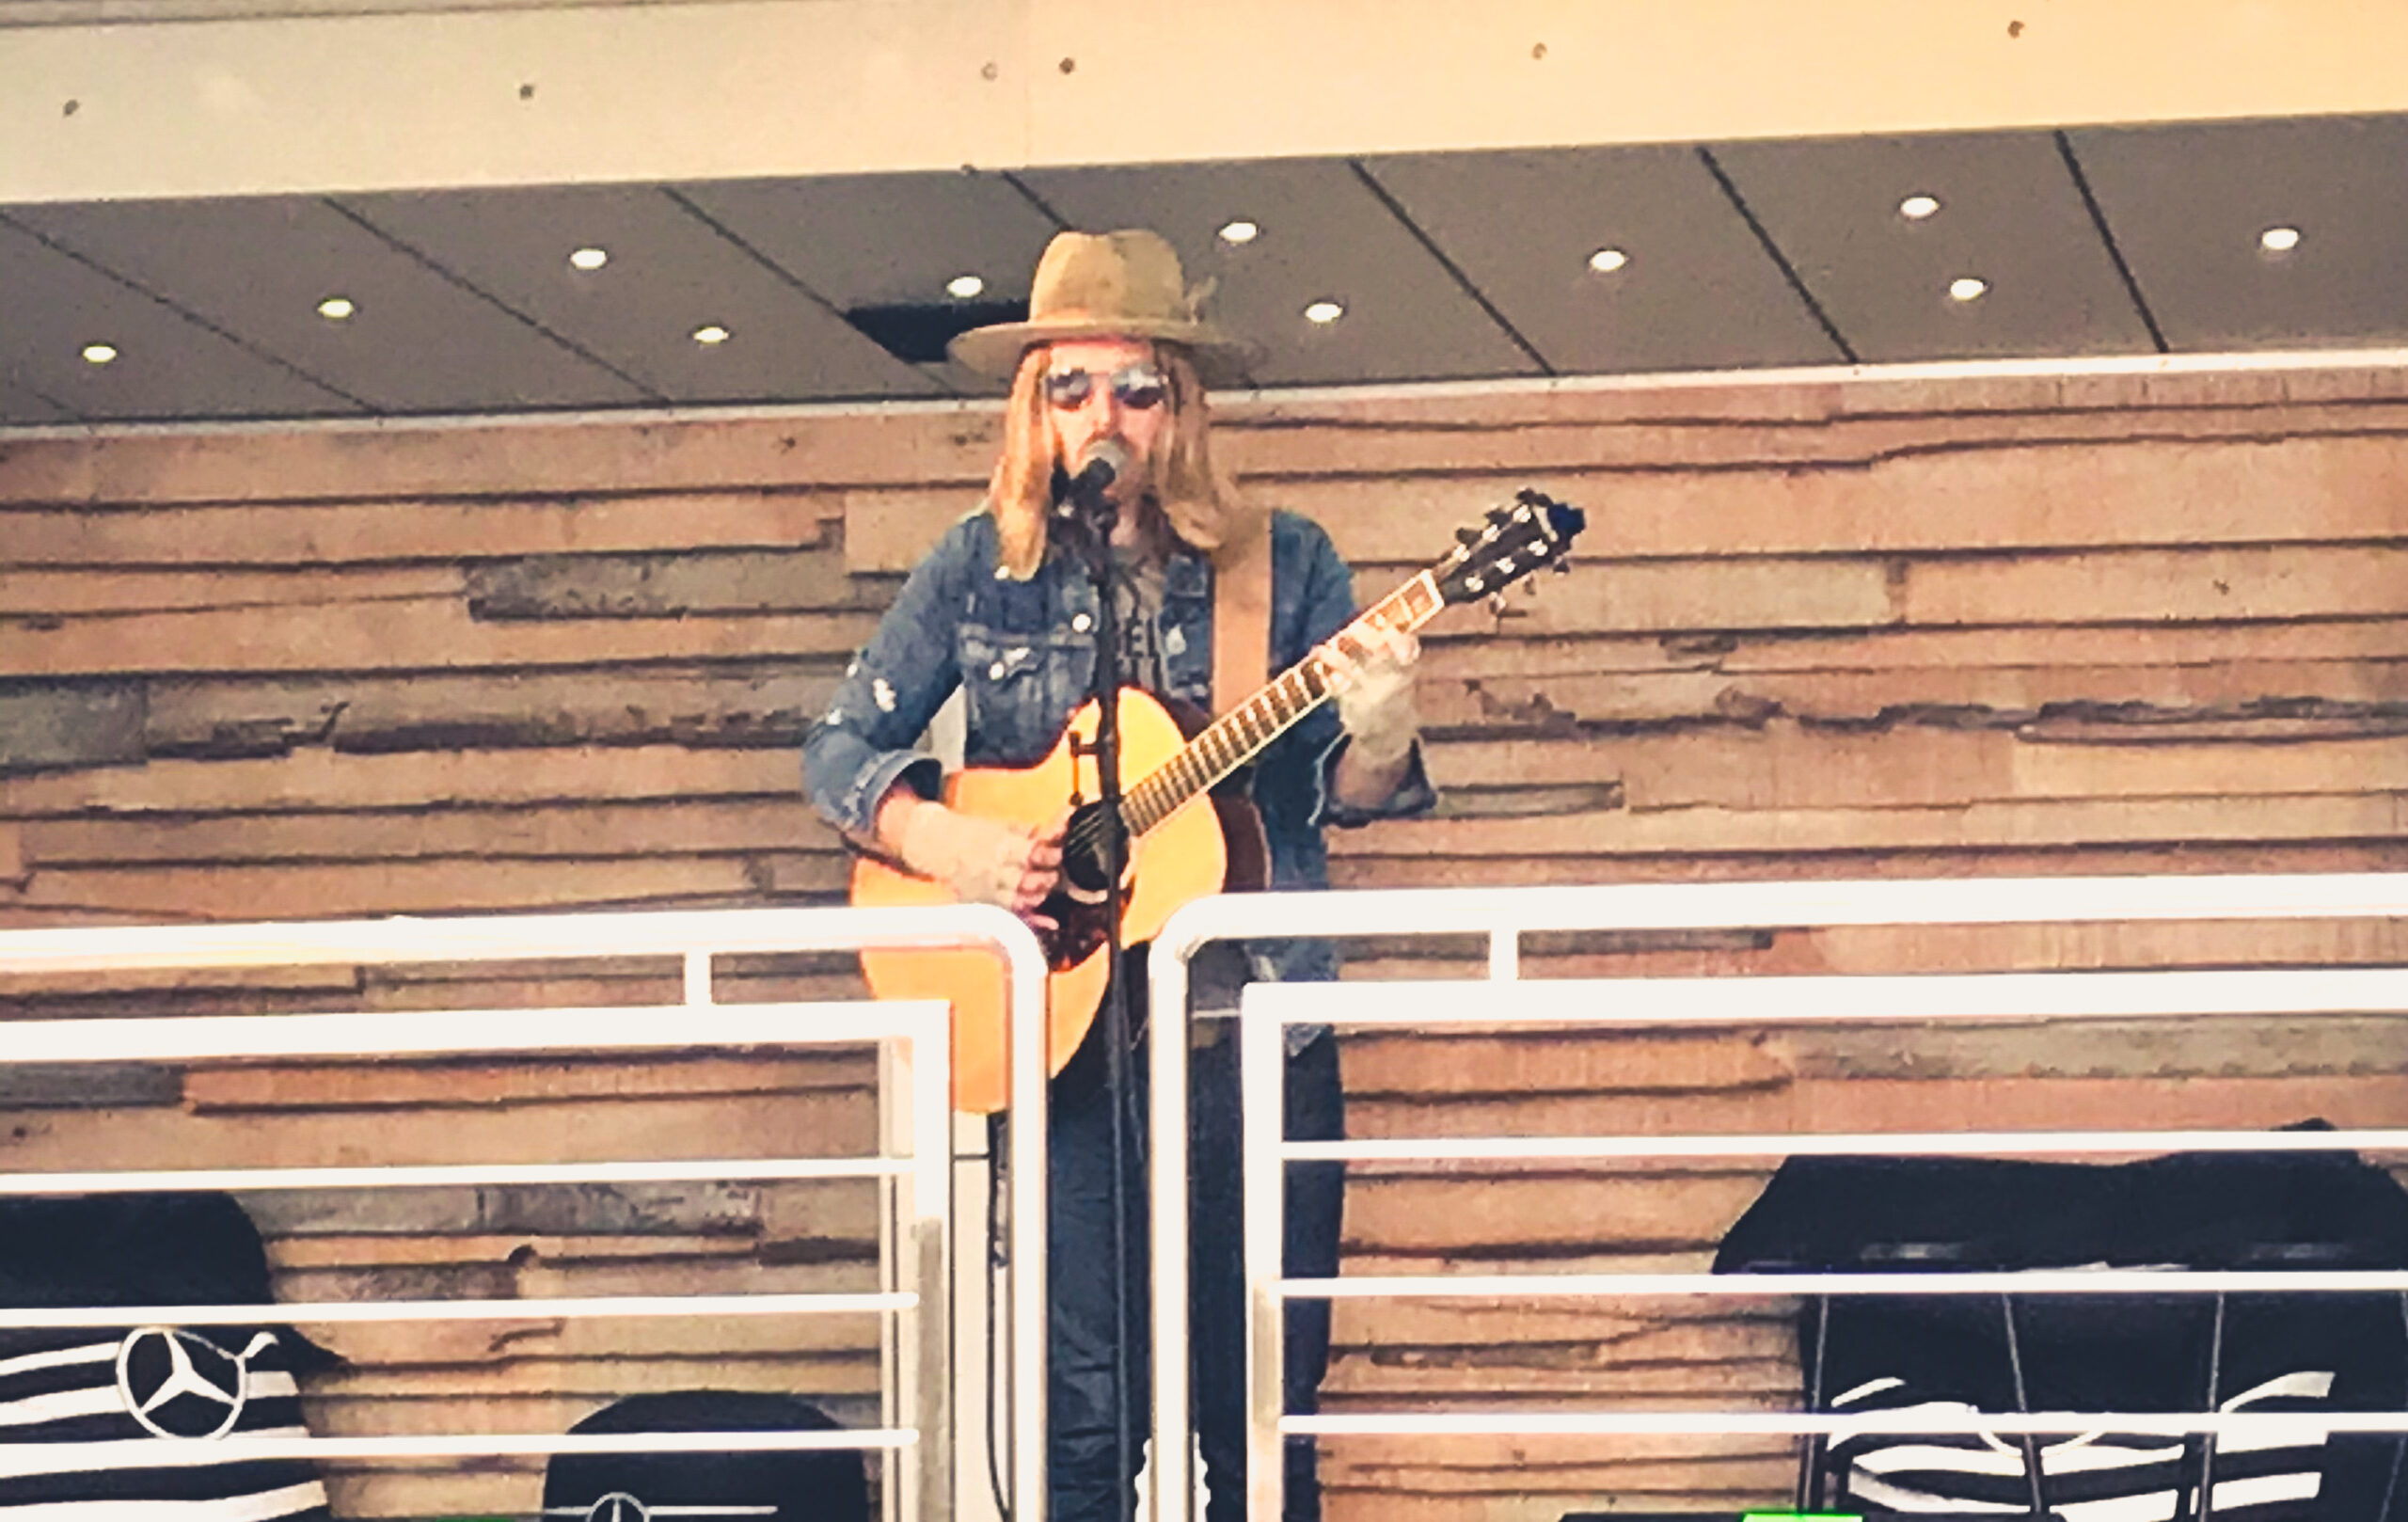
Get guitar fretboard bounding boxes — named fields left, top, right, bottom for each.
left=1120, top=572, right=1442, bottom=837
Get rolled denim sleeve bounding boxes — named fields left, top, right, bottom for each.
left=1318, top=731, right=1436, bottom=829
left=801, top=518, right=978, bottom=842
left=1276, top=513, right=1438, bottom=832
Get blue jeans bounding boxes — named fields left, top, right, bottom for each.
left=1037, top=1023, right=1345, bottom=1522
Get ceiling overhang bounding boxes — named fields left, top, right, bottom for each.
left=8, top=109, right=2408, bottom=427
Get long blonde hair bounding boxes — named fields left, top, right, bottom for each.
left=986, top=342, right=1255, bottom=579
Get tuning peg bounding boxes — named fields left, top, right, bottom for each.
left=1455, top=526, right=1482, bottom=546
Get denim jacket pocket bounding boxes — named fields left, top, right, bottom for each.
left=958, top=624, right=1094, bottom=766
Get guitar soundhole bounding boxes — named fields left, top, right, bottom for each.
left=1058, top=801, right=1120, bottom=898
left=1040, top=801, right=1124, bottom=971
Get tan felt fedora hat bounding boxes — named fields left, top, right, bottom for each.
left=948, top=228, right=1258, bottom=383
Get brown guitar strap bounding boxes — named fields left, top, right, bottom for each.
left=1212, top=509, right=1274, bottom=718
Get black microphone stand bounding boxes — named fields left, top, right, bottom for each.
left=1054, top=466, right=1142, bottom=1522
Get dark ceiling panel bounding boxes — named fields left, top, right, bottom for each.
left=0, top=376, right=72, bottom=426
left=0, top=218, right=358, bottom=421
left=1363, top=144, right=1843, bottom=373
left=674, top=170, right=1062, bottom=395
left=1016, top=157, right=1542, bottom=388
left=2067, top=115, right=2408, bottom=351
left=1708, top=130, right=2156, bottom=362
left=8, top=196, right=649, bottom=413
left=339, top=184, right=943, bottom=404
left=677, top=170, right=1059, bottom=309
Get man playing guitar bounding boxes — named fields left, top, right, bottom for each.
left=800, top=228, right=1433, bottom=1522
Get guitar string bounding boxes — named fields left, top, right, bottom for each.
left=1054, top=577, right=1440, bottom=874
left=1058, top=661, right=1327, bottom=870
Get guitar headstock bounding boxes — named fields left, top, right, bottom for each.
left=1432, top=488, right=1588, bottom=608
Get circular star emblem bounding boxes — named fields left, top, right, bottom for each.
left=113, top=1326, right=257, bottom=1440
left=586, top=1493, right=652, bottom=1522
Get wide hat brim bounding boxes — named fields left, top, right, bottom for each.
left=947, top=229, right=1261, bottom=387
left=948, top=313, right=1259, bottom=387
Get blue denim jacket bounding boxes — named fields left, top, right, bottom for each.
left=801, top=506, right=1435, bottom=986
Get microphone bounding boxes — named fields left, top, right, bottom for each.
left=1055, top=437, right=1131, bottom=524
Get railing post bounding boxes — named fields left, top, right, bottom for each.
left=1239, top=988, right=1289, bottom=1522
left=1147, top=943, right=1197, bottom=1522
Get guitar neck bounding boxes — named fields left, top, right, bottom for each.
left=1120, top=571, right=1444, bottom=837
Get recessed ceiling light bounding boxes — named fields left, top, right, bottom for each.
left=1899, top=194, right=1941, bottom=220
left=569, top=246, right=609, bottom=271
left=1218, top=219, right=1260, bottom=245
left=317, top=296, right=356, bottom=321
left=81, top=342, right=118, bottom=365
left=691, top=324, right=732, bottom=345
left=1587, top=246, right=1628, bottom=274
left=2259, top=226, right=2302, bottom=253
left=1303, top=299, right=1344, bottom=325
left=945, top=273, right=986, bottom=299
left=1948, top=276, right=1988, bottom=303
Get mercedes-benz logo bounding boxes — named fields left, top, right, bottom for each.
left=540, top=1499, right=776, bottom=1522
left=113, top=1327, right=274, bottom=1440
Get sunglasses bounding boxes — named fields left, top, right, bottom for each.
left=1042, top=363, right=1169, bottom=412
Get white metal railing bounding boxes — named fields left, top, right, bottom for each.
left=0, top=905, right=1053, bottom=1522
left=1146, top=873, right=2408, bottom=1522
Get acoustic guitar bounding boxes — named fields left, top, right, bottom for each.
left=851, top=489, right=1587, bottom=1113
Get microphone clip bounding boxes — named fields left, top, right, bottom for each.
left=1053, top=439, right=1129, bottom=542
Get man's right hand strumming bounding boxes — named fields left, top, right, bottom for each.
left=877, top=790, right=1067, bottom=927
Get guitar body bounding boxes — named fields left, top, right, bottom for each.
left=852, top=688, right=1240, bottom=1115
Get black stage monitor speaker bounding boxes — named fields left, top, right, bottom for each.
left=542, top=1391, right=871, bottom=1522
left=1714, top=1136, right=2408, bottom=1522
left=0, top=1193, right=337, bottom=1522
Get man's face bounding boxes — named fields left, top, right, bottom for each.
left=1040, top=336, right=1170, bottom=505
